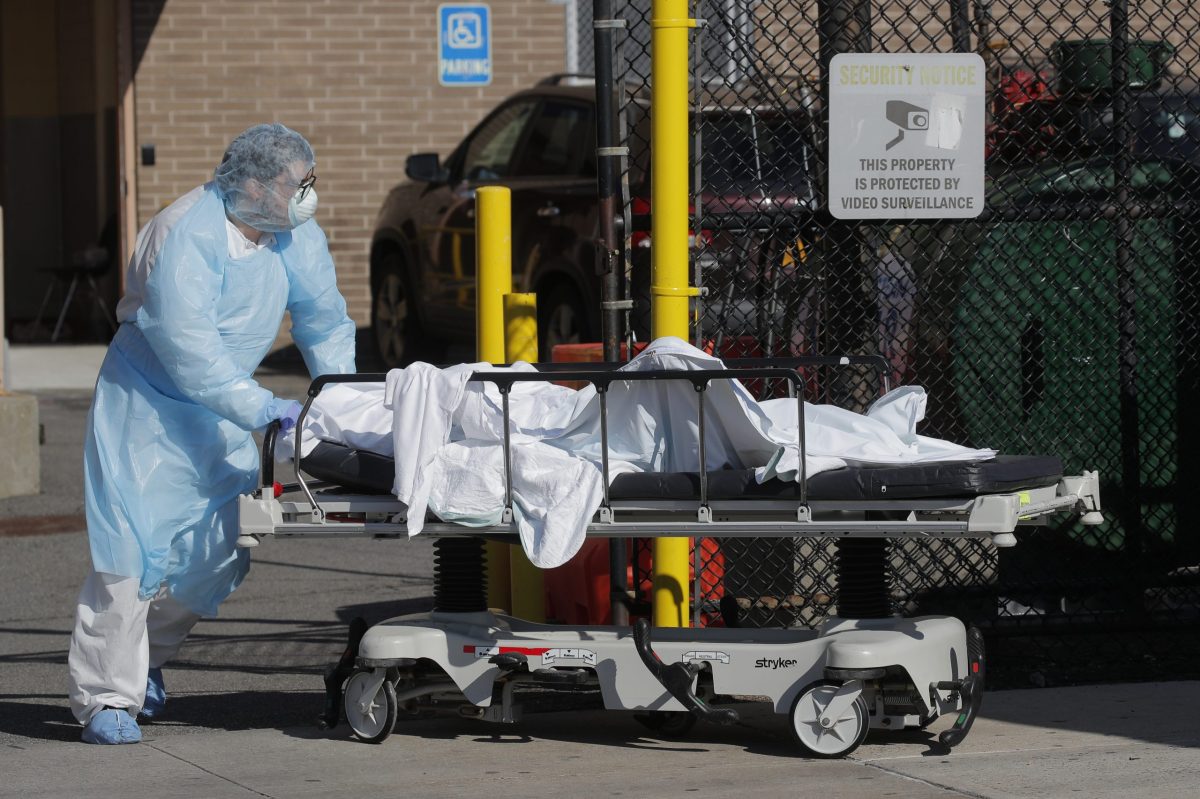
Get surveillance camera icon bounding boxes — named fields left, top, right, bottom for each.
left=885, top=100, right=929, bottom=150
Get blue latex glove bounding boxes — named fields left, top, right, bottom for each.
left=278, top=400, right=303, bottom=433
left=81, top=708, right=142, bottom=745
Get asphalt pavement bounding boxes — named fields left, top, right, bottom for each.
left=1, top=344, right=1197, bottom=798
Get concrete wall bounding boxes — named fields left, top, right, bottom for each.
left=130, top=0, right=570, bottom=328
left=0, top=394, right=40, bottom=499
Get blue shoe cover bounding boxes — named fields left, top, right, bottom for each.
left=81, top=708, right=142, bottom=744
left=140, top=667, right=166, bottom=720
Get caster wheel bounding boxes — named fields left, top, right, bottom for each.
left=788, top=680, right=870, bottom=758
left=633, top=710, right=696, bottom=738
left=344, top=670, right=398, bottom=744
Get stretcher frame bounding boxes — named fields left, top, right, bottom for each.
left=236, top=360, right=1103, bottom=757
left=239, top=362, right=1103, bottom=547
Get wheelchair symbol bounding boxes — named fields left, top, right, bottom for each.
left=446, top=12, right=483, bottom=49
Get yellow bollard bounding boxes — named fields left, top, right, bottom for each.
left=476, top=186, right=513, bottom=613
left=476, top=186, right=512, bottom=362
left=504, top=293, right=539, bottom=365
left=650, top=0, right=696, bottom=628
left=504, top=292, right=545, bottom=622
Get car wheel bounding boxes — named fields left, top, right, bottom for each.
left=371, top=253, right=411, bottom=368
left=371, top=252, right=446, bottom=368
left=538, top=283, right=590, bottom=358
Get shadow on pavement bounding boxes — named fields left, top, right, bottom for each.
left=358, top=706, right=799, bottom=756
left=0, top=698, right=83, bottom=743
left=0, top=691, right=334, bottom=744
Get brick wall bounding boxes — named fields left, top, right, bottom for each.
left=131, top=0, right=568, bottom=329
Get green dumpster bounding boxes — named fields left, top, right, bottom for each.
left=1052, top=39, right=1175, bottom=93
left=952, top=160, right=1190, bottom=553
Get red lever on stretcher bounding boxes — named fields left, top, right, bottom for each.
left=273, top=481, right=283, bottom=498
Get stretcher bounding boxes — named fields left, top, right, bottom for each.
left=237, top=361, right=1103, bottom=757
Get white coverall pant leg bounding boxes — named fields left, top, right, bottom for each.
left=68, top=570, right=201, bottom=724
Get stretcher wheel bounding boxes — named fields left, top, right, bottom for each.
left=788, top=680, right=870, bottom=758
left=633, top=710, right=696, bottom=738
left=344, top=670, right=398, bottom=744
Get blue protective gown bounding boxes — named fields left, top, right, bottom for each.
left=84, top=185, right=356, bottom=616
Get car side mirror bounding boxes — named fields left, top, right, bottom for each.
left=406, top=153, right=449, bottom=183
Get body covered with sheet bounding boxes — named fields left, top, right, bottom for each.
left=277, top=338, right=995, bottom=567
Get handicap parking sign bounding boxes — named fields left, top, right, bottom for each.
left=439, top=4, right=491, bottom=86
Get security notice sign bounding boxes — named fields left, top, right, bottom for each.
left=829, top=53, right=985, bottom=219
left=438, top=4, right=491, bottom=86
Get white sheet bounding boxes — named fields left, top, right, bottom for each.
left=280, top=337, right=995, bottom=568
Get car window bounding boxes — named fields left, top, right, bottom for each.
left=461, top=100, right=537, bottom=181
left=702, top=112, right=814, bottom=191
left=514, top=100, right=594, bottom=177
left=626, top=107, right=814, bottom=192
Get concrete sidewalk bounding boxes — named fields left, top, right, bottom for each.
left=4, top=695, right=1199, bottom=799
left=0, top=344, right=1196, bottom=798
left=2, top=523, right=1197, bottom=799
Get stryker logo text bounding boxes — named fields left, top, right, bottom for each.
left=754, top=657, right=798, bottom=670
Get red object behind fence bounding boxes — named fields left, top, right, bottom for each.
left=542, top=341, right=729, bottom=626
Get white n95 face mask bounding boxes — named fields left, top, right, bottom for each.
left=288, top=187, right=318, bottom=228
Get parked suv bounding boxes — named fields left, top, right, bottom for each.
left=369, top=76, right=820, bottom=366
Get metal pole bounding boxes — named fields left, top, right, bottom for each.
left=1110, top=0, right=1143, bottom=561
left=950, top=0, right=972, bottom=53
left=595, top=0, right=623, bottom=364
left=818, top=0, right=871, bottom=406
left=819, top=0, right=890, bottom=619
left=477, top=185, right=513, bottom=613
left=594, top=0, right=630, bottom=625
left=650, top=0, right=697, bottom=628
left=0, top=205, right=5, bottom=392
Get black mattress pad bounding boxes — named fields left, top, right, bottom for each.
left=299, top=441, right=1063, bottom=502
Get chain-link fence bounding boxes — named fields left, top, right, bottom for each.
left=601, top=0, right=1200, bottom=688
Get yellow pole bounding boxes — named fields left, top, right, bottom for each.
left=504, top=293, right=545, bottom=622
left=650, top=0, right=695, bottom=628
left=476, top=186, right=512, bottom=613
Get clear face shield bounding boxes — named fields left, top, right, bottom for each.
left=226, top=163, right=319, bottom=233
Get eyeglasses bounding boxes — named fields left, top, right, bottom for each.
left=297, top=172, right=317, bottom=200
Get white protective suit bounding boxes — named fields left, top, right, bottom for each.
left=70, top=124, right=356, bottom=727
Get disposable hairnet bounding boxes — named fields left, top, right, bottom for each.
left=214, top=123, right=316, bottom=233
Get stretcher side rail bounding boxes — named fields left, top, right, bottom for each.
left=240, top=471, right=1103, bottom=548
left=288, top=355, right=889, bottom=523
left=472, top=366, right=809, bottom=526
left=241, top=360, right=1103, bottom=546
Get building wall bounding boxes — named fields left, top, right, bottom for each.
left=2, top=0, right=119, bottom=340
left=130, top=0, right=569, bottom=328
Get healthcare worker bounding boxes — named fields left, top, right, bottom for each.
left=67, top=123, right=356, bottom=744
